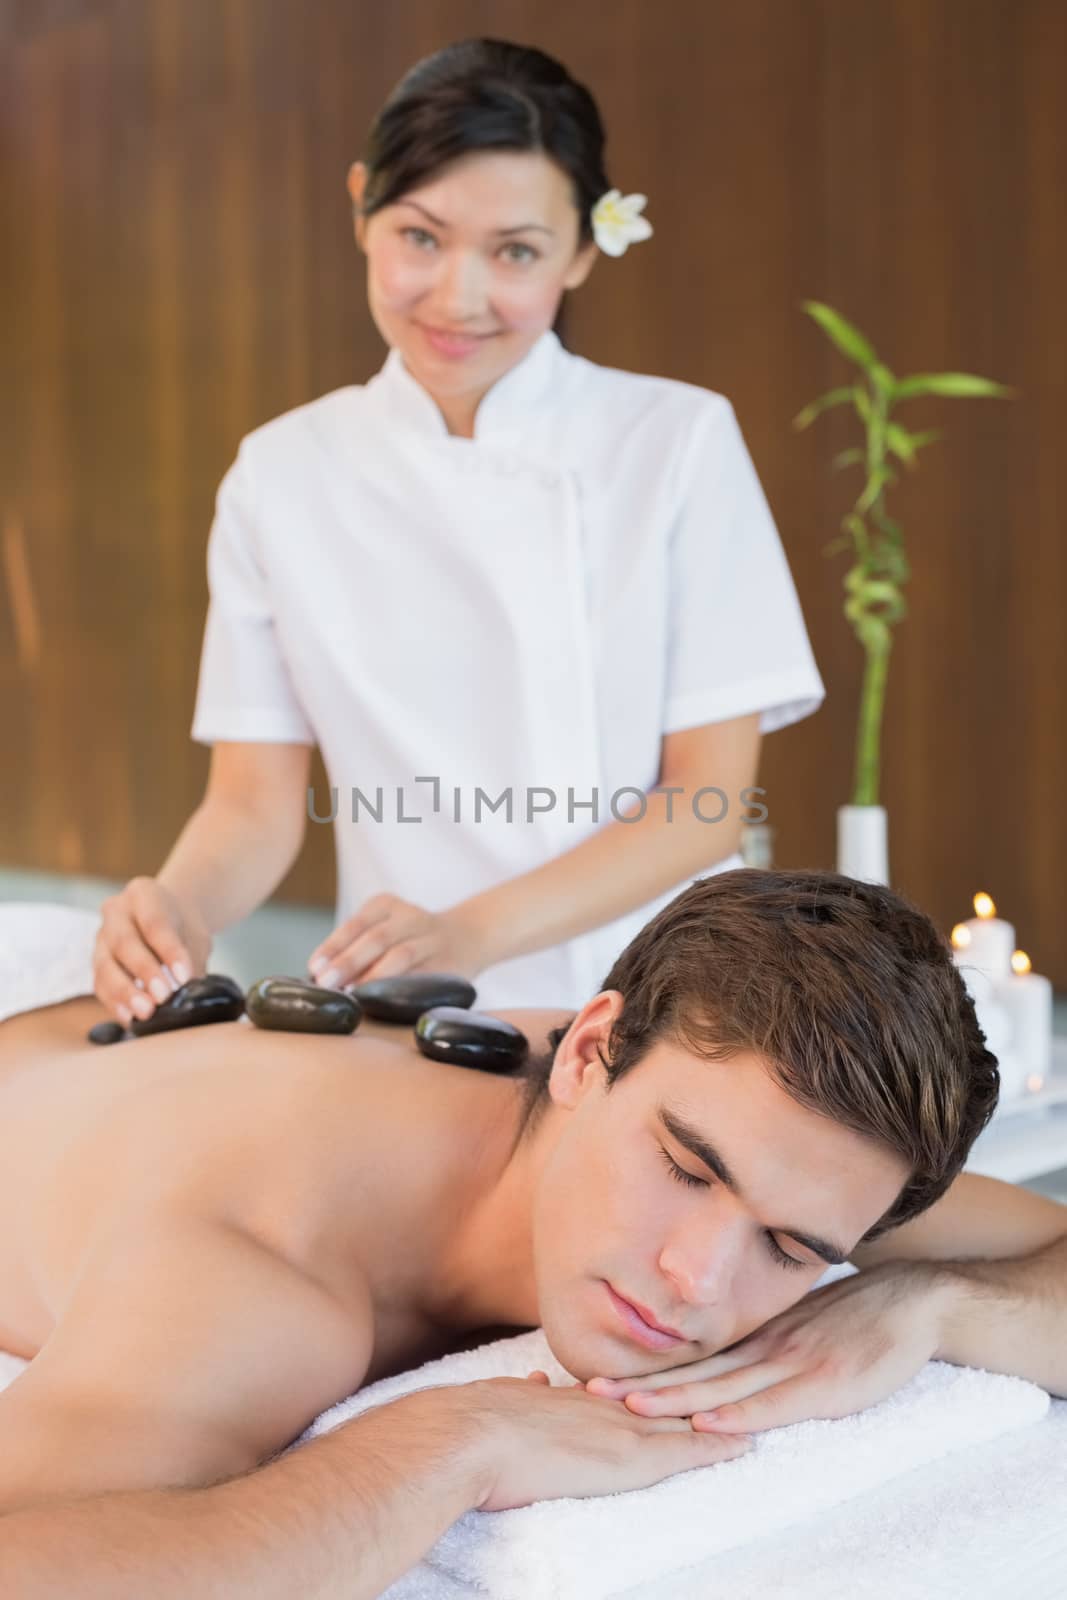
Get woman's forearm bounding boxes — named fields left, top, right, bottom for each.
left=156, top=799, right=304, bottom=935
left=453, top=787, right=743, bottom=968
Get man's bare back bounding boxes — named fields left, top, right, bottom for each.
left=0, top=993, right=570, bottom=1397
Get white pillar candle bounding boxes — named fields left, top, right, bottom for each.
left=953, top=957, right=997, bottom=1011
left=992, top=1046, right=1027, bottom=1103
left=971, top=995, right=1013, bottom=1062
left=996, top=951, right=1053, bottom=1087
left=951, top=893, right=1015, bottom=982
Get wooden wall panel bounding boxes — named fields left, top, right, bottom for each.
left=1, top=0, right=1063, bottom=983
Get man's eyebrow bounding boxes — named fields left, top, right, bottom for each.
left=657, top=1104, right=853, bottom=1267
left=398, top=199, right=555, bottom=236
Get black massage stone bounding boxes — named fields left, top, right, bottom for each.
left=352, top=973, right=477, bottom=1024
left=129, top=974, right=246, bottom=1037
left=246, top=975, right=361, bottom=1035
left=87, top=1019, right=127, bottom=1045
left=414, top=1007, right=528, bottom=1074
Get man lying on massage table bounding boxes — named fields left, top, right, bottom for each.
left=0, top=868, right=1065, bottom=1598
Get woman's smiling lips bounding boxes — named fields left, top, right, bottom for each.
left=605, top=1282, right=688, bottom=1351
left=416, top=322, right=498, bottom=358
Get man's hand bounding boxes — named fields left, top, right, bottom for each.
left=581, top=1262, right=952, bottom=1435
left=308, top=894, right=489, bottom=988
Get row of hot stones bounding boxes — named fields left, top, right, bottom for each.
left=86, top=973, right=529, bottom=1074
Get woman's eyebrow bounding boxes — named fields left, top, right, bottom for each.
left=398, top=199, right=555, bottom=236
left=657, top=1104, right=852, bottom=1266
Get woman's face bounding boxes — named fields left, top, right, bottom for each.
left=347, top=149, right=598, bottom=415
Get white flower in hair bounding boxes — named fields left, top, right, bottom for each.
left=591, top=190, right=653, bottom=256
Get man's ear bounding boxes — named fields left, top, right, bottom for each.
left=347, top=161, right=368, bottom=250
left=550, top=990, right=624, bottom=1108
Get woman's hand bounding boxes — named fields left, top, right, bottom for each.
left=93, top=877, right=212, bottom=1026
left=579, top=1262, right=950, bottom=1436
left=307, top=895, right=490, bottom=988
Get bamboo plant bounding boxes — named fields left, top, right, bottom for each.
left=792, top=302, right=1016, bottom=806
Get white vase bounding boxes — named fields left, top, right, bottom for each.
left=836, top=804, right=889, bottom=885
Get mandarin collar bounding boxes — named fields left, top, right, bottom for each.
left=366, top=327, right=565, bottom=445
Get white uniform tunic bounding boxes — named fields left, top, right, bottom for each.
left=191, top=330, right=826, bottom=1008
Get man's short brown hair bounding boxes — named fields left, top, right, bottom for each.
left=509, top=868, right=1000, bottom=1245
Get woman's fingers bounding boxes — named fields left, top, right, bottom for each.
left=309, top=902, right=394, bottom=976
left=129, top=882, right=197, bottom=984
left=94, top=880, right=202, bottom=1024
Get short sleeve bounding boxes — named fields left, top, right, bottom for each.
left=190, top=445, right=316, bottom=747
left=662, top=399, right=827, bottom=737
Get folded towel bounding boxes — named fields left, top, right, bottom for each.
left=289, top=1274, right=1049, bottom=1600
left=0, top=902, right=101, bottom=1024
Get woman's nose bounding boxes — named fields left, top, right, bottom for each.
left=433, top=251, right=491, bottom=318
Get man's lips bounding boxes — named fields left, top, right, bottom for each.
left=617, top=1291, right=686, bottom=1340
left=606, top=1283, right=688, bottom=1345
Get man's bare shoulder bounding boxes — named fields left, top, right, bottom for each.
left=0, top=1209, right=376, bottom=1513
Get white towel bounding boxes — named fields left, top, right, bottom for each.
left=0, top=902, right=101, bottom=1024
left=288, top=1285, right=1049, bottom=1600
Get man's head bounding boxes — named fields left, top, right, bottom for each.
left=510, top=868, right=1000, bottom=1378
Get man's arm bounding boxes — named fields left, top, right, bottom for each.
left=0, top=1213, right=493, bottom=1596
left=850, top=1170, right=1067, bottom=1396
left=0, top=1384, right=490, bottom=1600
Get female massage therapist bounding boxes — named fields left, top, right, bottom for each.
left=92, top=37, right=826, bottom=1026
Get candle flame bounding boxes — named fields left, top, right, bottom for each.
left=973, top=892, right=996, bottom=919
left=1027, top=1074, right=1044, bottom=1094
left=951, top=924, right=972, bottom=949
left=1011, top=950, right=1032, bottom=976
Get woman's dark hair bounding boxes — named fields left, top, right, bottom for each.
left=357, top=39, right=611, bottom=250
left=507, top=868, right=1001, bottom=1246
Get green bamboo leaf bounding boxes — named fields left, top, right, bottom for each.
left=831, top=448, right=865, bottom=472
left=886, top=422, right=918, bottom=466
left=823, top=535, right=852, bottom=556
left=877, top=545, right=910, bottom=585
left=852, top=385, right=872, bottom=423
left=892, top=372, right=1016, bottom=401
left=791, top=386, right=854, bottom=431
left=800, top=301, right=879, bottom=371
left=909, top=428, right=943, bottom=450
left=870, top=361, right=896, bottom=394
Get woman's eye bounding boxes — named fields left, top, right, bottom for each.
left=501, top=242, right=539, bottom=263
left=656, top=1145, right=808, bottom=1273
left=402, top=227, right=436, bottom=249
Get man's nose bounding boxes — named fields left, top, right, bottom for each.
left=659, top=1218, right=744, bottom=1305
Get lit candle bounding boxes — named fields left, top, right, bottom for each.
left=997, top=950, right=1053, bottom=1090
left=951, top=892, right=1015, bottom=983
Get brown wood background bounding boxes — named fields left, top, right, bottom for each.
left=1, top=0, right=1064, bottom=984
